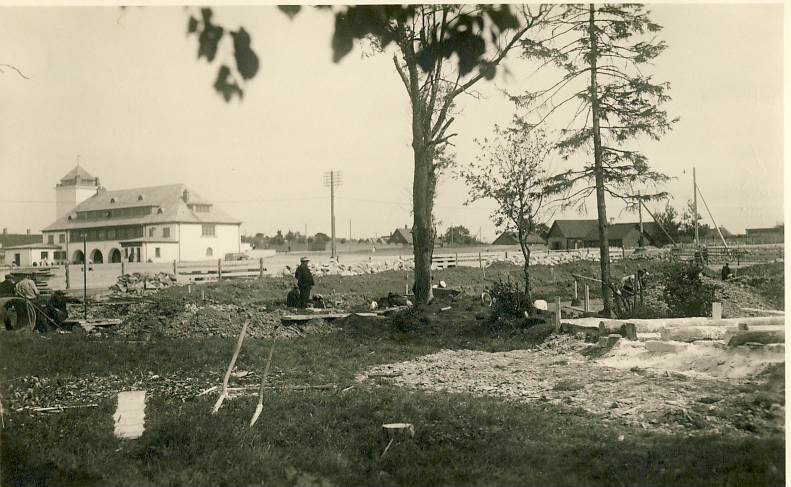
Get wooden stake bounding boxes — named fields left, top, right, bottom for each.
left=584, top=284, right=590, bottom=313
left=212, top=320, right=249, bottom=414
left=250, top=338, right=277, bottom=427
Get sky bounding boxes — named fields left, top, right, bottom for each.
left=0, top=3, right=785, bottom=241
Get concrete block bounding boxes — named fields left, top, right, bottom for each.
left=712, top=302, right=722, bottom=320
left=113, top=390, right=146, bottom=439
left=645, top=341, right=687, bottom=353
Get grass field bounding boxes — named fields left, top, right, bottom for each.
left=1, top=261, right=785, bottom=486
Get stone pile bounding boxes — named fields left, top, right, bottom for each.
left=111, top=272, right=177, bottom=294
left=279, top=259, right=416, bottom=278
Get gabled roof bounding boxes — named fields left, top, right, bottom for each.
left=59, top=165, right=96, bottom=183
left=548, top=220, right=599, bottom=239
left=3, top=242, right=61, bottom=250
left=42, top=183, right=240, bottom=232
left=589, top=222, right=659, bottom=241
left=492, top=231, right=546, bottom=245
left=389, top=227, right=413, bottom=244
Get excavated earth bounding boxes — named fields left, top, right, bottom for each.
left=358, top=335, right=785, bottom=437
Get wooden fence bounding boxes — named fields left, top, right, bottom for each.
left=175, top=259, right=266, bottom=282
left=670, top=245, right=783, bottom=265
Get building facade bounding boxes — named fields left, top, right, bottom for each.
left=547, top=220, right=658, bottom=250
left=41, top=167, right=242, bottom=264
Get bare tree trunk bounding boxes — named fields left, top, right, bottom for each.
left=412, top=144, right=435, bottom=305
left=588, top=3, right=612, bottom=317
left=518, top=228, right=532, bottom=305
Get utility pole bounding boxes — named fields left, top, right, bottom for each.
left=82, top=232, right=87, bottom=319
left=323, top=170, right=343, bottom=260
left=693, top=167, right=699, bottom=247
left=349, top=219, right=352, bottom=241
left=637, top=190, right=644, bottom=248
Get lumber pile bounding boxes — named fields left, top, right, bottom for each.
left=111, top=272, right=177, bottom=294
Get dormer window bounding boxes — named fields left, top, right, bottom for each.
left=110, top=197, right=116, bottom=204
left=67, top=215, right=72, bottom=221
left=157, top=207, right=164, bottom=214
left=106, top=211, right=111, bottom=218
left=137, top=194, right=144, bottom=201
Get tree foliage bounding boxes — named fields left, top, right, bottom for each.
left=514, top=4, right=677, bottom=315
left=458, top=125, right=566, bottom=303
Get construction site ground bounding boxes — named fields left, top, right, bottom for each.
left=0, top=260, right=785, bottom=486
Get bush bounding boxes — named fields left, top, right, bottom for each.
left=662, top=262, right=716, bottom=317
left=488, top=279, right=528, bottom=320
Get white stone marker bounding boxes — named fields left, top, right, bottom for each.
left=113, top=391, right=146, bottom=439
left=712, top=302, right=722, bottom=320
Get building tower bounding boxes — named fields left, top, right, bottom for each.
left=55, top=164, right=99, bottom=220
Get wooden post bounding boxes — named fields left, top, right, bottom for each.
left=574, top=280, right=578, bottom=301
left=121, top=261, right=125, bottom=276
left=584, top=284, right=590, bottom=313
left=65, top=263, right=70, bottom=289
left=217, top=258, right=222, bottom=280
left=550, top=266, right=555, bottom=282
left=555, top=296, right=561, bottom=332
left=259, top=258, right=264, bottom=278
left=173, top=260, right=177, bottom=275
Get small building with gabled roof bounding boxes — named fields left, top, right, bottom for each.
left=41, top=166, right=242, bottom=264
left=547, top=219, right=659, bottom=250
left=388, top=226, right=413, bottom=245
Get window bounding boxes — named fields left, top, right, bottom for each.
left=41, top=251, right=49, bottom=259
left=107, top=228, right=116, bottom=239
left=47, top=235, right=54, bottom=244
left=149, top=227, right=155, bottom=237
left=155, top=247, right=161, bottom=258
left=137, top=194, right=144, bottom=201
left=157, top=207, right=164, bottom=214
left=206, top=247, right=213, bottom=257
left=110, top=197, right=116, bottom=203
left=202, top=224, right=215, bottom=237
left=59, top=234, right=65, bottom=243
left=162, top=227, right=170, bottom=238
left=98, top=230, right=106, bottom=240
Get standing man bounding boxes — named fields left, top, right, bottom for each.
left=295, top=257, right=314, bottom=308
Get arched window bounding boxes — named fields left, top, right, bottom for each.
left=206, top=247, right=213, bottom=257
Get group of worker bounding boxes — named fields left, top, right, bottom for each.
left=0, top=274, right=68, bottom=332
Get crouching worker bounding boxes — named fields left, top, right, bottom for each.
left=721, top=262, right=734, bottom=281
left=286, top=286, right=301, bottom=308
left=294, top=257, right=314, bottom=308
left=46, top=290, right=69, bottom=329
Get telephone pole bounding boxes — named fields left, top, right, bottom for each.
left=693, top=167, right=699, bottom=247
left=323, top=170, right=343, bottom=259
left=637, top=190, right=644, bottom=248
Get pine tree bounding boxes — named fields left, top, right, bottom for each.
left=516, top=4, right=678, bottom=316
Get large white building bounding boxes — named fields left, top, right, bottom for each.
left=42, top=166, right=242, bottom=264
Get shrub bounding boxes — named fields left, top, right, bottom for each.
left=662, top=262, right=716, bottom=317
left=488, top=279, right=528, bottom=320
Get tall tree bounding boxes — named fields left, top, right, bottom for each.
left=186, top=5, right=550, bottom=304
left=458, top=126, right=566, bottom=304
left=650, top=201, right=681, bottom=246
left=515, top=4, right=677, bottom=316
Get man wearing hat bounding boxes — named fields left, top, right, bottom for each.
left=295, top=257, right=315, bottom=308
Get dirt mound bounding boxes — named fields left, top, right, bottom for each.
left=113, top=302, right=333, bottom=339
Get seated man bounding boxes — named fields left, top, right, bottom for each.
left=286, top=286, right=301, bottom=308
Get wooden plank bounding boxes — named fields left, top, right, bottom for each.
left=282, top=313, right=350, bottom=322
left=740, top=307, right=785, bottom=316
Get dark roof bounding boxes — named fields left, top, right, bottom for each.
left=389, top=227, right=413, bottom=244
left=59, top=165, right=97, bottom=184
left=492, top=231, right=546, bottom=245
left=43, top=184, right=240, bottom=231
left=549, top=219, right=660, bottom=242
left=746, top=226, right=784, bottom=234
left=0, top=234, right=42, bottom=248
left=548, top=220, right=599, bottom=239
left=2, top=242, right=61, bottom=250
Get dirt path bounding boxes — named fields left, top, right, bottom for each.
left=358, top=336, right=784, bottom=436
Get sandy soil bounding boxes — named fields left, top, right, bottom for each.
left=358, top=335, right=784, bottom=436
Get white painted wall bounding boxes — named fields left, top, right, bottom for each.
left=55, top=185, right=97, bottom=220
left=141, top=242, right=179, bottom=263
left=178, top=223, right=240, bottom=261
left=3, top=248, right=59, bottom=267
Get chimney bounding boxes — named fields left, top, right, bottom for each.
left=26, top=228, right=30, bottom=235
left=609, top=217, right=614, bottom=225
left=182, top=189, right=190, bottom=203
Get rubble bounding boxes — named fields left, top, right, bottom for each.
left=110, top=272, right=178, bottom=295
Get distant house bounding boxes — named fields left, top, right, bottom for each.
left=491, top=231, right=546, bottom=246
left=547, top=220, right=659, bottom=250
left=42, top=166, right=242, bottom=264
left=0, top=229, right=44, bottom=265
left=388, top=226, right=413, bottom=245
left=3, top=243, right=62, bottom=267
left=744, top=224, right=783, bottom=244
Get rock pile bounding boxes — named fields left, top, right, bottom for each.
left=279, top=259, right=415, bottom=278
left=110, top=272, right=177, bottom=294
